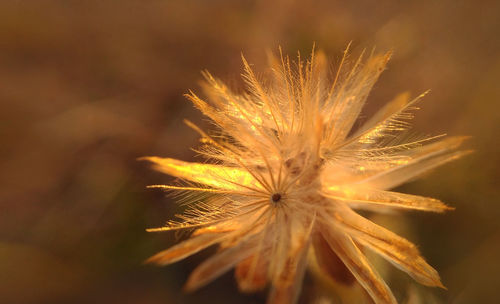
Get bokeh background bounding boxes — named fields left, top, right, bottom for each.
left=1, top=0, right=499, bottom=303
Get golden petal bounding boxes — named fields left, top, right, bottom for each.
left=267, top=215, right=315, bottom=304
left=145, top=232, right=228, bottom=266
left=331, top=205, right=445, bottom=288
left=325, top=51, right=392, bottom=145
left=141, top=156, right=256, bottom=191
left=323, top=186, right=453, bottom=213
left=266, top=237, right=310, bottom=304
left=354, top=91, right=411, bottom=140
left=361, top=138, right=471, bottom=189
left=268, top=209, right=291, bottom=284
left=320, top=224, right=397, bottom=304
left=235, top=253, right=269, bottom=293
left=312, top=231, right=355, bottom=285
left=184, top=236, right=259, bottom=292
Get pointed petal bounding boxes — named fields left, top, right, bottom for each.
left=363, top=150, right=471, bottom=190
left=235, top=253, right=269, bottom=292
left=312, top=231, right=355, bottom=285
left=267, top=224, right=312, bottom=304
left=345, top=91, right=429, bottom=148
left=266, top=214, right=315, bottom=304
left=356, top=92, right=411, bottom=137
left=235, top=209, right=277, bottom=293
left=320, top=223, right=397, bottom=304
left=191, top=78, right=281, bottom=153
left=187, top=86, right=273, bottom=149
left=360, top=136, right=470, bottom=189
left=325, top=51, right=392, bottom=144
left=339, top=91, right=415, bottom=148
left=323, top=186, right=453, bottom=213
left=323, top=136, right=469, bottom=187
left=191, top=220, right=242, bottom=236
left=184, top=235, right=259, bottom=292
left=141, top=157, right=256, bottom=191
left=146, top=232, right=228, bottom=266
left=240, top=54, right=286, bottom=134
left=268, top=209, right=292, bottom=283
left=331, top=205, right=445, bottom=288
left=266, top=245, right=309, bottom=304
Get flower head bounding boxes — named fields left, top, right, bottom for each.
left=143, top=45, right=469, bottom=303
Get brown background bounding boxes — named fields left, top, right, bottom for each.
left=1, top=0, right=499, bottom=303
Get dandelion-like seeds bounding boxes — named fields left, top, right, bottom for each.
left=143, top=45, right=469, bottom=304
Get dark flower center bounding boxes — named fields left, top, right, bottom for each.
left=271, top=193, right=282, bottom=203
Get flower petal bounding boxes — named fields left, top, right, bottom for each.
left=145, top=232, right=228, bottom=266
left=353, top=92, right=411, bottom=141
left=141, top=157, right=256, bottom=191
left=268, top=209, right=292, bottom=284
left=312, top=231, right=355, bottom=285
left=234, top=209, right=278, bottom=293
left=266, top=245, right=309, bottom=304
left=331, top=205, right=445, bottom=288
left=267, top=227, right=311, bottom=304
left=184, top=235, right=259, bottom=292
left=360, top=137, right=470, bottom=189
left=324, top=51, right=392, bottom=145
left=235, top=253, right=269, bottom=292
left=320, top=223, right=397, bottom=304
left=323, top=186, right=453, bottom=213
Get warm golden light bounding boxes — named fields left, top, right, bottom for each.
left=145, top=47, right=468, bottom=304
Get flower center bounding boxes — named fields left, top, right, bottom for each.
left=271, top=193, right=282, bottom=203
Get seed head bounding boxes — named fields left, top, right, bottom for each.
left=142, top=45, right=469, bottom=304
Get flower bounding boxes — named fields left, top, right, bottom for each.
left=142, top=45, right=469, bottom=304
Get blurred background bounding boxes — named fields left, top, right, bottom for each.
left=1, top=0, right=499, bottom=303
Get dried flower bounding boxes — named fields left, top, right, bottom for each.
left=143, top=45, right=469, bottom=304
